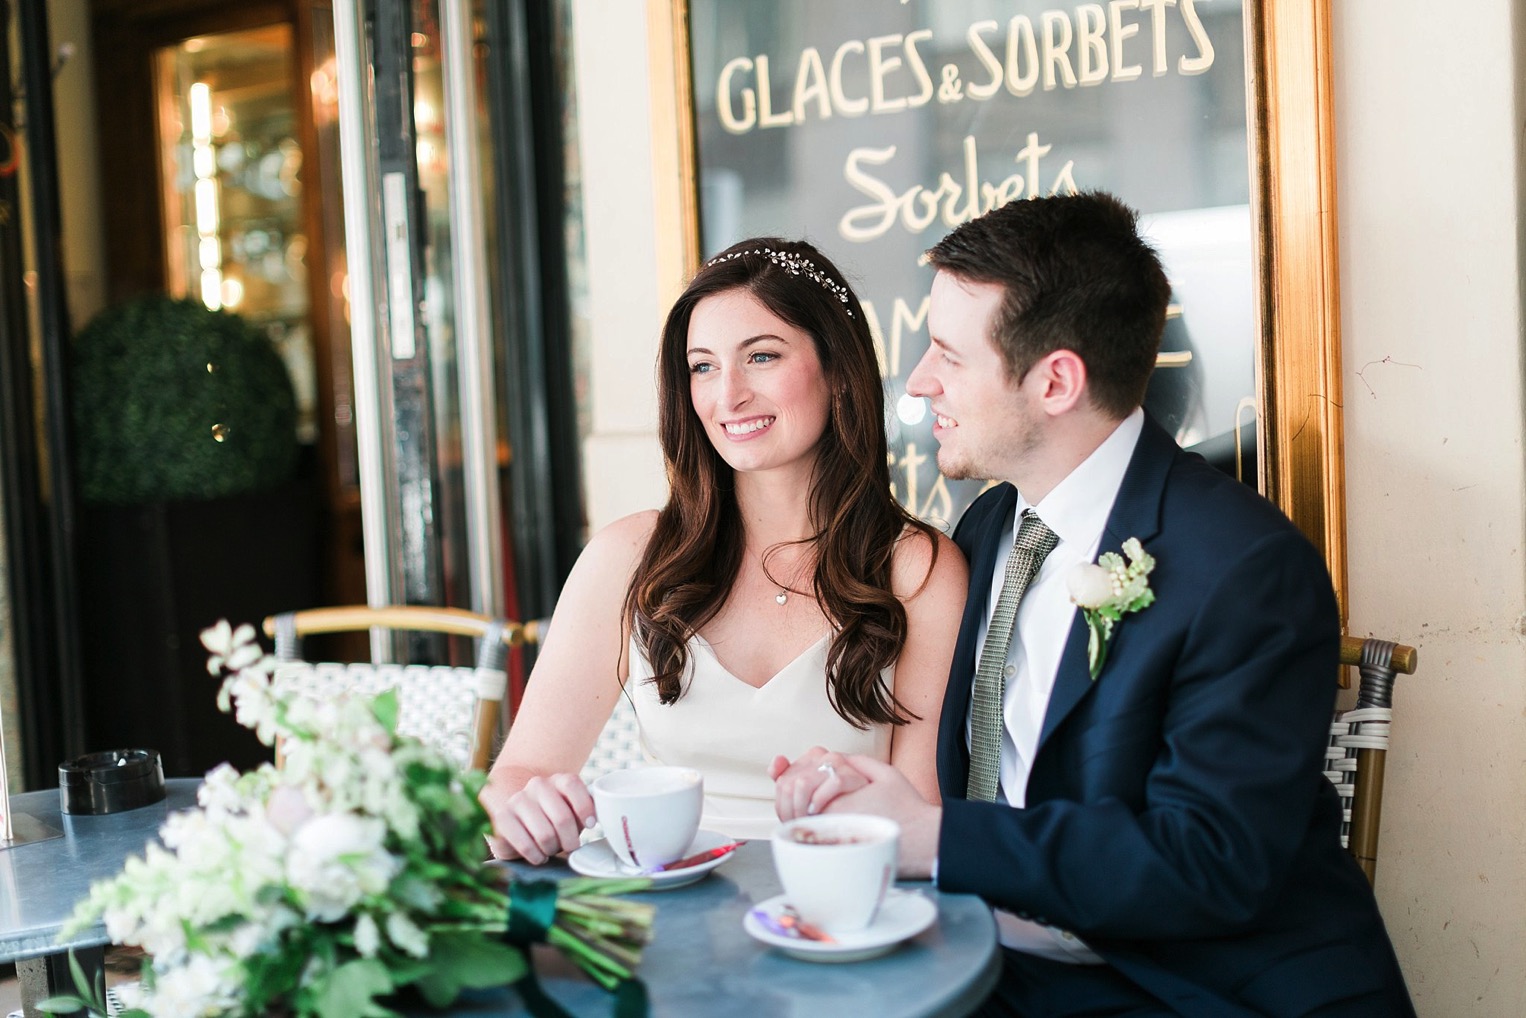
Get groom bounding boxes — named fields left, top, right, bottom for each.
left=779, top=193, right=1413, bottom=1016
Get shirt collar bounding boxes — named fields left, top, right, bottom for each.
left=1015, top=408, right=1144, bottom=550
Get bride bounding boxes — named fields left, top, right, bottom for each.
left=481, top=238, right=967, bottom=860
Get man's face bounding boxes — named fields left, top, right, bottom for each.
left=905, top=271, right=1040, bottom=484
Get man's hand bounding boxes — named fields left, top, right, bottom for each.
left=769, top=746, right=869, bottom=821
left=830, top=754, right=942, bottom=879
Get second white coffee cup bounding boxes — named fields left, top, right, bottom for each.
left=589, top=765, right=703, bottom=870
left=771, top=814, right=900, bottom=933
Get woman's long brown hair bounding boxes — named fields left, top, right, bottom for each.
left=623, top=238, right=939, bottom=728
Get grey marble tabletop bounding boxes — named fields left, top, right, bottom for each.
left=1, top=777, right=200, bottom=964
left=1, top=780, right=1000, bottom=1017
left=429, top=842, right=1001, bottom=1018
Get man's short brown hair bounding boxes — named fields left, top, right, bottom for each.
left=925, top=192, right=1171, bottom=419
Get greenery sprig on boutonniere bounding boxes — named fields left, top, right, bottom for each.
left=1067, top=538, right=1156, bottom=680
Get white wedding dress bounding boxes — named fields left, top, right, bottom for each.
left=625, top=633, right=893, bottom=839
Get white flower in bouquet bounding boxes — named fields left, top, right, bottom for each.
left=384, top=913, right=431, bottom=959
left=44, top=619, right=657, bottom=1018
left=353, top=913, right=382, bottom=959
left=195, top=764, right=245, bottom=817
left=264, top=785, right=315, bottom=836
left=132, top=954, right=239, bottom=1018
left=201, top=620, right=262, bottom=676
left=287, top=814, right=397, bottom=922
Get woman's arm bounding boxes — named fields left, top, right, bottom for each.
left=884, top=527, right=968, bottom=805
left=479, top=511, right=656, bottom=862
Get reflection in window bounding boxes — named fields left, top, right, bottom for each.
left=156, top=26, right=316, bottom=443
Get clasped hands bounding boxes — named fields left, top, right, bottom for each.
left=767, top=746, right=870, bottom=820
left=769, top=747, right=939, bottom=878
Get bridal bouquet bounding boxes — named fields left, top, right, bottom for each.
left=44, top=621, right=654, bottom=1018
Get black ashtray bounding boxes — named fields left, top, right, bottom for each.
left=59, top=748, right=167, bottom=815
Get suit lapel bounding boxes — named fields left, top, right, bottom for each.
left=1035, top=416, right=1176, bottom=753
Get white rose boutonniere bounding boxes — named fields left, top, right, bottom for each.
left=1067, top=538, right=1156, bottom=680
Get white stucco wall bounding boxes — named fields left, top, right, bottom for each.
left=1333, top=2, right=1526, bottom=1014
left=574, top=2, right=1526, bottom=1012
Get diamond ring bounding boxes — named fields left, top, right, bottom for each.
left=817, top=762, right=836, bottom=778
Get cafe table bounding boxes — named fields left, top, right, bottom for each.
left=423, top=841, right=1001, bottom=1018
left=2, top=780, right=999, bottom=1017
left=1, top=777, right=201, bottom=1013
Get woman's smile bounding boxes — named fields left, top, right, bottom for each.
left=723, top=415, right=777, bottom=438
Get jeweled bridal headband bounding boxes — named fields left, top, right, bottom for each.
left=704, top=247, right=855, bottom=318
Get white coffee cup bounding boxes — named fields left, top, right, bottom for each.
left=589, top=766, right=703, bottom=870
left=771, top=814, right=900, bottom=933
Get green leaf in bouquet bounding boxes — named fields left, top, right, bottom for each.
left=410, top=933, right=528, bottom=1008
left=244, top=940, right=318, bottom=1010
left=69, top=950, right=98, bottom=1007
left=372, top=687, right=400, bottom=734
left=38, top=950, right=152, bottom=1017
left=390, top=872, right=447, bottom=912
left=306, top=958, right=398, bottom=1018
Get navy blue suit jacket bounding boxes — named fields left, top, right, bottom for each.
left=936, top=417, right=1412, bottom=1016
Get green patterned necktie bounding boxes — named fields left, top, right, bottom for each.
left=967, top=510, right=1058, bottom=803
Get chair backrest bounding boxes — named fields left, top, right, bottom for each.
left=262, top=606, right=533, bottom=772
left=1329, top=635, right=1418, bottom=884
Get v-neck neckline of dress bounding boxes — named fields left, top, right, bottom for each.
left=690, top=632, right=831, bottom=691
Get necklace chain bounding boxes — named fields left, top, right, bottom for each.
left=751, top=543, right=812, bottom=607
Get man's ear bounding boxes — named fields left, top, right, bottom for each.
left=1031, top=349, right=1088, bottom=415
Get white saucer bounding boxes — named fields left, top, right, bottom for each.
left=743, top=889, right=937, bottom=963
left=567, top=829, right=736, bottom=889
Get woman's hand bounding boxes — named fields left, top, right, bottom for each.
left=769, top=746, right=869, bottom=821
left=480, top=772, right=596, bottom=864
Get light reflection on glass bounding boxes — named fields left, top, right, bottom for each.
left=156, top=24, right=317, bottom=442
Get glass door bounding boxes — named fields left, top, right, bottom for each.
left=156, top=25, right=319, bottom=443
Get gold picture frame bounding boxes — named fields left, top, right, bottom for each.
left=1246, top=0, right=1346, bottom=618
left=647, top=0, right=1346, bottom=620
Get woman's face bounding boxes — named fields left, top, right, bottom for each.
left=685, top=288, right=832, bottom=480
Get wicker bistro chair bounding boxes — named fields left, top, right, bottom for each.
left=261, top=606, right=543, bottom=772
left=1328, top=635, right=1419, bottom=884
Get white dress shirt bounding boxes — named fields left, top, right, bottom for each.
left=966, top=408, right=1143, bottom=962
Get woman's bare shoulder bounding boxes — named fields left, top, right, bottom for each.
left=592, top=509, right=659, bottom=548
left=567, top=510, right=660, bottom=586
left=891, top=524, right=968, bottom=601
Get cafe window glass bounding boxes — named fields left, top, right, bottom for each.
left=687, top=0, right=1255, bottom=527
left=155, top=25, right=317, bottom=445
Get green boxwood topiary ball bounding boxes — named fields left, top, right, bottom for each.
left=72, top=295, right=300, bottom=505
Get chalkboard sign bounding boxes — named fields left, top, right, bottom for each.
left=686, top=0, right=1255, bottom=527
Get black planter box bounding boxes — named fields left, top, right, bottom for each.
left=77, top=476, right=321, bottom=776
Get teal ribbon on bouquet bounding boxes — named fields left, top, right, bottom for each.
left=506, top=880, right=649, bottom=1018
